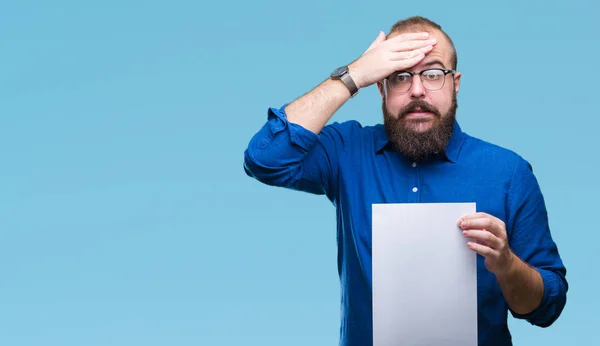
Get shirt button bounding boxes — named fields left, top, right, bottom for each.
left=412, top=187, right=418, bottom=192
left=412, top=162, right=417, bottom=167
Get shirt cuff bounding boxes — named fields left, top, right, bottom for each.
left=269, top=104, right=319, bottom=152
left=244, top=104, right=321, bottom=180
left=510, top=268, right=565, bottom=327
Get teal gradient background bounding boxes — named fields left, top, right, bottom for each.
left=1, top=1, right=598, bottom=345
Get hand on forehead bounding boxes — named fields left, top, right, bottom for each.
left=388, top=28, right=453, bottom=70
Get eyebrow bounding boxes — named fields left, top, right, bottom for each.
left=421, top=60, right=447, bottom=69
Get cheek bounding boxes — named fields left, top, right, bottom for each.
left=441, top=96, right=455, bottom=113
left=385, top=97, right=407, bottom=113
left=427, top=93, right=452, bottom=112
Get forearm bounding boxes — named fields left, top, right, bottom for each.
left=496, top=252, right=544, bottom=315
left=285, top=77, right=352, bottom=134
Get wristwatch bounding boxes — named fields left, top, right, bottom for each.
left=330, top=66, right=359, bottom=97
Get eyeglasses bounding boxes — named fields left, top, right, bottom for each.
left=384, top=68, right=456, bottom=92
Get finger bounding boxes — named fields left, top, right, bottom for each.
left=462, top=230, right=502, bottom=249
left=392, top=52, right=426, bottom=70
left=388, top=38, right=437, bottom=53
left=459, top=217, right=493, bottom=230
left=459, top=217, right=504, bottom=238
left=365, top=31, right=387, bottom=52
left=386, top=31, right=431, bottom=43
left=390, top=45, right=433, bottom=61
left=466, top=241, right=495, bottom=257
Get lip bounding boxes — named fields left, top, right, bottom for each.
left=405, top=111, right=434, bottom=118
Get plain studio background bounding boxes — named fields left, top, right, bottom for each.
left=0, top=1, right=597, bottom=345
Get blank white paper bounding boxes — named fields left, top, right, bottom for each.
left=372, top=203, right=477, bottom=346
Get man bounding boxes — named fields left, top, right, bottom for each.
left=243, top=16, right=568, bottom=346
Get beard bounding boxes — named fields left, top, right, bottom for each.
left=383, top=92, right=458, bottom=162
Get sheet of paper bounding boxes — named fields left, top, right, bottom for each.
left=372, top=202, right=477, bottom=346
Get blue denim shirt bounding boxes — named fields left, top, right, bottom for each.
left=243, top=105, right=568, bottom=346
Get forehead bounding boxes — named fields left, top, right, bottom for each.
left=389, top=28, right=452, bottom=69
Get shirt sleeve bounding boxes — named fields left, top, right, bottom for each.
left=243, top=104, right=347, bottom=202
left=505, top=157, right=568, bottom=327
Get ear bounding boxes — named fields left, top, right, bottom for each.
left=377, top=81, right=387, bottom=99
left=453, top=71, right=462, bottom=94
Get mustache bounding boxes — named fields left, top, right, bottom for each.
left=399, top=100, right=441, bottom=118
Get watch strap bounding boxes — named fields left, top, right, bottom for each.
left=340, top=72, right=359, bottom=97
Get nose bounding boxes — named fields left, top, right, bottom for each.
left=409, top=75, right=426, bottom=99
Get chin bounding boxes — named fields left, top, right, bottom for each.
left=403, top=118, right=436, bottom=133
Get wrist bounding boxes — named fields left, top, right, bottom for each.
left=496, top=251, right=518, bottom=281
left=330, top=65, right=359, bottom=97
left=347, top=63, right=363, bottom=89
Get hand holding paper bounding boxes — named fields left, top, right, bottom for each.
left=459, top=212, right=546, bottom=316
left=458, top=212, right=515, bottom=278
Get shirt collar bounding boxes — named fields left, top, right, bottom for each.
left=374, top=120, right=465, bottom=163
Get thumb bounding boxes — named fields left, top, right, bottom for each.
left=365, top=31, right=386, bottom=53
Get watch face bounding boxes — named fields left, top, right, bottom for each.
left=331, top=66, right=348, bottom=78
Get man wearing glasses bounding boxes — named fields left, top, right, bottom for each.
left=243, top=16, right=568, bottom=346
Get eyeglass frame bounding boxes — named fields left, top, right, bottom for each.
left=383, top=68, right=457, bottom=93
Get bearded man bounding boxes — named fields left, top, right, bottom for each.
left=243, top=15, right=568, bottom=346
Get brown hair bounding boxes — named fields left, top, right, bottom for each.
left=389, top=16, right=457, bottom=70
